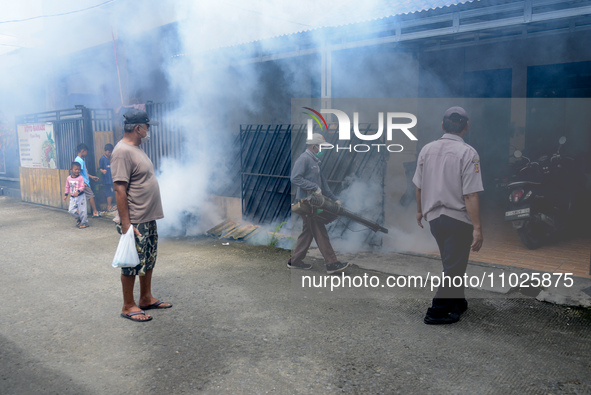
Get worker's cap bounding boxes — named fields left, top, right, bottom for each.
left=306, top=133, right=329, bottom=146
left=443, top=106, right=469, bottom=122
left=123, top=109, right=159, bottom=126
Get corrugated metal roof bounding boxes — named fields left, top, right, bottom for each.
left=173, top=0, right=479, bottom=56
left=253, top=0, right=479, bottom=42
left=322, top=0, right=478, bottom=24
left=259, top=0, right=479, bottom=40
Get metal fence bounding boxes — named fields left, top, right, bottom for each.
left=16, top=106, right=114, bottom=174
left=90, top=108, right=115, bottom=138
left=240, top=123, right=387, bottom=246
left=144, top=102, right=183, bottom=171
left=129, top=102, right=240, bottom=197
left=240, top=124, right=293, bottom=224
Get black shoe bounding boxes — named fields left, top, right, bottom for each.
left=326, top=261, right=350, bottom=274
left=424, top=308, right=460, bottom=325
left=451, top=300, right=468, bottom=316
left=287, top=260, right=312, bottom=270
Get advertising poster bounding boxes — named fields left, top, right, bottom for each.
left=17, top=123, right=57, bottom=169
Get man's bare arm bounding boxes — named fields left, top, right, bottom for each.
left=416, top=187, right=423, bottom=228
left=464, top=192, right=483, bottom=252
left=114, top=181, right=140, bottom=236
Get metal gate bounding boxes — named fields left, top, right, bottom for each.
left=240, top=125, right=293, bottom=224
left=240, top=123, right=387, bottom=246
left=16, top=106, right=114, bottom=174
left=144, top=102, right=183, bottom=171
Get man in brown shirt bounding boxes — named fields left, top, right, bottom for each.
left=111, top=109, right=170, bottom=322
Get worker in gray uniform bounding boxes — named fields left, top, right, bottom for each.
left=413, top=107, right=484, bottom=325
left=289, top=133, right=350, bottom=274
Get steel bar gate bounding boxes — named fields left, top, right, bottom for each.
left=240, top=123, right=387, bottom=247
left=16, top=106, right=114, bottom=175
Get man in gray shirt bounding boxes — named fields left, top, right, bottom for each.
left=289, top=133, right=349, bottom=274
left=413, top=107, right=484, bottom=325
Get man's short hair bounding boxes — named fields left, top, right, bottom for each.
left=71, top=161, right=81, bottom=169
left=123, top=123, right=136, bottom=133
left=104, top=143, right=114, bottom=151
left=77, top=143, right=89, bottom=153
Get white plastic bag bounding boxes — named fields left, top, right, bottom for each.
left=112, top=226, right=140, bottom=268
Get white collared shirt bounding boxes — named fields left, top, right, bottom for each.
left=412, top=133, right=484, bottom=224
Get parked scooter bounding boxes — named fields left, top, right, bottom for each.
left=504, top=137, right=580, bottom=249
left=490, top=151, right=528, bottom=206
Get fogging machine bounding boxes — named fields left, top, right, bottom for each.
left=291, top=194, right=389, bottom=234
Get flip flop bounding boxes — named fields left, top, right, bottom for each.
left=78, top=224, right=89, bottom=229
left=139, top=300, right=173, bottom=310
left=121, top=310, right=152, bottom=322
left=92, top=212, right=104, bottom=218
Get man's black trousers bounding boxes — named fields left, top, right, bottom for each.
left=428, top=214, right=473, bottom=311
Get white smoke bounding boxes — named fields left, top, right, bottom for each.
left=154, top=1, right=402, bottom=236
left=0, top=0, right=444, bottom=246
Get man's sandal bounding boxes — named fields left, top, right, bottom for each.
left=120, top=310, right=152, bottom=322
left=139, top=300, right=173, bottom=310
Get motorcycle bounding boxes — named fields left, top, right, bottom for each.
left=504, top=136, right=580, bottom=249
left=490, top=150, right=528, bottom=206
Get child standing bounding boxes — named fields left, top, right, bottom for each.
left=99, top=143, right=116, bottom=212
left=63, top=162, right=88, bottom=228
left=75, top=143, right=103, bottom=217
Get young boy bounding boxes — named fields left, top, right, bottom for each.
left=99, top=143, right=116, bottom=212
left=63, top=162, right=88, bottom=228
left=75, top=143, right=103, bottom=217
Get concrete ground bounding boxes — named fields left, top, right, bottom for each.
left=1, top=196, right=590, bottom=394
left=307, top=249, right=591, bottom=308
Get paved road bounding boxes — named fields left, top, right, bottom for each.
left=1, top=196, right=590, bottom=394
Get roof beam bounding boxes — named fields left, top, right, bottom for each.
left=233, top=1, right=591, bottom=64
